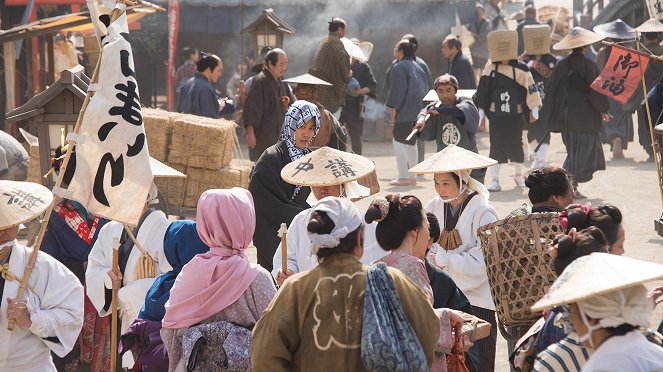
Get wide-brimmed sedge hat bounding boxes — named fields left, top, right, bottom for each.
left=635, top=18, right=663, bottom=33
left=531, top=252, right=663, bottom=312
left=341, top=37, right=368, bottom=62
left=150, top=157, right=186, bottom=178
left=409, top=145, right=497, bottom=174
left=283, top=73, right=332, bottom=86
left=593, top=19, right=635, bottom=40
left=281, top=146, right=375, bottom=186
left=553, top=27, right=605, bottom=50
left=0, top=180, right=53, bottom=229
left=488, top=30, right=518, bottom=62
left=523, top=24, right=552, bottom=55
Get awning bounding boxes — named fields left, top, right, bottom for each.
left=0, top=2, right=164, bottom=43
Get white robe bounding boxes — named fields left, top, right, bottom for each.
left=582, top=330, right=663, bottom=372
left=426, top=195, right=497, bottom=310
left=85, top=210, right=171, bottom=367
left=271, top=209, right=387, bottom=278
left=0, top=241, right=83, bottom=372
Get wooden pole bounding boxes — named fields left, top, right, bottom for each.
left=8, top=6, right=126, bottom=331
left=279, top=223, right=287, bottom=273
left=110, top=237, right=120, bottom=372
left=635, top=33, right=663, bottom=205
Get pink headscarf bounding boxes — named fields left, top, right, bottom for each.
left=162, top=188, right=260, bottom=329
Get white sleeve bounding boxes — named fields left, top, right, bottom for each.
left=85, top=223, right=117, bottom=317
left=27, top=255, right=84, bottom=357
left=435, top=209, right=497, bottom=293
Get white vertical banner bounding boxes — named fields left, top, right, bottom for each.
left=646, top=0, right=663, bottom=20
left=63, top=11, right=153, bottom=226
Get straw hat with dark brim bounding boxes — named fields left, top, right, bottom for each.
left=150, top=157, right=186, bottom=179
left=635, top=18, right=663, bottom=33
left=531, top=253, right=663, bottom=312
left=281, top=147, right=375, bottom=186
left=409, top=145, right=497, bottom=174
left=553, top=27, right=606, bottom=50
left=0, top=180, right=53, bottom=229
left=488, top=30, right=519, bottom=62
left=523, top=24, right=552, bottom=55
left=593, top=19, right=635, bottom=40
left=283, top=73, right=333, bottom=86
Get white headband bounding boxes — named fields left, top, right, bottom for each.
left=307, top=197, right=363, bottom=254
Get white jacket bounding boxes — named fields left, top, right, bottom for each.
left=272, top=209, right=387, bottom=278
left=426, top=195, right=497, bottom=310
left=0, top=242, right=83, bottom=372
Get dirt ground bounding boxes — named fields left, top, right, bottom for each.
left=244, top=127, right=663, bottom=372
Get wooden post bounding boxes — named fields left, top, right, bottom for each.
left=110, top=237, right=120, bottom=372
left=635, top=33, right=663, bottom=205
left=8, top=6, right=127, bottom=331
left=279, top=223, right=287, bottom=273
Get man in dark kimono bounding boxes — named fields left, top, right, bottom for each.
left=177, top=53, right=223, bottom=119
left=443, top=35, right=476, bottom=89
left=541, top=27, right=610, bottom=198
left=243, top=48, right=295, bottom=161
left=341, top=49, right=377, bottom=155
left=309, top=18, right=351, bottom=113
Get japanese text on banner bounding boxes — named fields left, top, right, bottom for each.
left=590, top=45, right=650, bottom=105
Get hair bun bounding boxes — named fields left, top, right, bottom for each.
left=524, top=169, right=543, bottom=188
left=365, top=197, right=390, bottom=224
left=565, top=205, right=590, bottom=230
left=555, top=235, right=577, bottom=260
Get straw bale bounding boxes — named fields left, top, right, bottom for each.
left=168, top=114, right=237, bottom=169
left=155, top=162, right=252, bottom=208
left=143, top=108, right=177, bottom=162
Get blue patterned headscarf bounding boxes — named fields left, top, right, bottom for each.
left=138, top=220, right=209, bottom=321
left=281, top=100, right=321, bottom=162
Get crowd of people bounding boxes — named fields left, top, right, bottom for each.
left=2, top=2, right=663, bottom=372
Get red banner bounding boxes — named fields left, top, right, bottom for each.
left=166, top=0, right=179, bottom=111
left=591, top=44, right=650, bottom=105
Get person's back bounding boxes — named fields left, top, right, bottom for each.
left=0, top=130, right=29, bottom=181
left=176, top=53, right=223, bottom=119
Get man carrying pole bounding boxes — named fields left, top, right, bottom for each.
left=0, top=180, right=84, bottom=371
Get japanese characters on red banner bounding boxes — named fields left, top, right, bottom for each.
left=63, top=13, right=153, bottom=226
left=590, top=45, right=650, bottom=105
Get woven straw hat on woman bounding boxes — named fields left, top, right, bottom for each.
left=0, top=180, right=53, bottom=229
left=409, top=144, right=497, bottom=174
left=488, top=30, right=518, bottom=62
left=281, top=147, right=376, bottom=200
left=532, top=252, right=663, bottom=311
left=553, top=27, right=605, bottom=50
left=635, top=18, right=663, bottom=33
left=523, top=24, right=552, bottom=55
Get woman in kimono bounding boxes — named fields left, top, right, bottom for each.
left=249, top=100, right=321, bottom=272
left=524, top=166, right=575, bottom=213
left=531, top=251, right=663, bottom=371
left=410, top=145, right=499, bottom=372
left=161, top=188, right=276, bottom=371
left=252, top=197, right=440, bottom=371
left=40, top=145, right=110, bottom=371
left=119, top=220, right=209, bottom=371
left=0, top=180, right=84, bottom=372
left=271, top=146, right=386, bottom=284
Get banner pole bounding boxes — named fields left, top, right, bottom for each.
left=635, top=32, right=663, bottom=205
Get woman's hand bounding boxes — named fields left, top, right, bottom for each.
left=107, top=270, right=123, bottom=290
left=276, top=269, right=294, bottom=287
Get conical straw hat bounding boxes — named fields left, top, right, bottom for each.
left=0, top=180, right=53, bottom=229
left=523, top=24, right=552, bottom=55
left=553, top=27, right=605, bottom=50
left=409, top=145, right=497, bottom=174
left=283, top=73, right=332, bottom=86
left=488, top=30, right=518, bottom=62
left=635, top=18, right=663, bottom=33
left=281, top=147, right=375, bottom=186
left=150, top=157, right=186, bottom=178
left=531, top=253, right=663, bottom=311
left=593, top=19, right=635, bottom=40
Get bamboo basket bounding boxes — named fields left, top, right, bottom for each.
left=478, top=212, right=562, bottom=327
